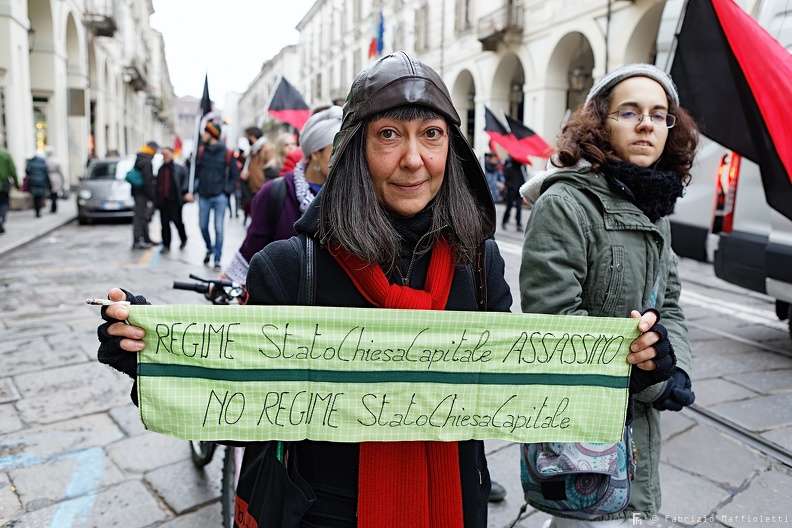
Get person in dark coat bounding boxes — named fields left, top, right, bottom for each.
left=155, top=146, right=188, bottom=252
left=132, top=141, right=158, bottom=249
left=24, top=153, right=50, bottom=218
left=501, top=156, right=526, bottom=231
left=94, top=51, right=666, bottom=528
left=184, top=121, right=240, bottom=270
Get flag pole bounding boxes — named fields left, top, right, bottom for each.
left=188, top=74, right=214, bottom=195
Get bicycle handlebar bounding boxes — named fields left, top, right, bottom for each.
left=173, top=281, right=209, bottom=293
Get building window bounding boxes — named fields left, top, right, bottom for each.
left=353, top=0, right=362, bottom=24
left=393, top=22, right=404, bottom=52
left=315, top=73, right=323, bottom=102
left=455, top=0, right=471, bottom=32
left=414, top=4, right=429, bottom=51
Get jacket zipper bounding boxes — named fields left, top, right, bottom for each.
left=397, top=225, right=448, bottom=285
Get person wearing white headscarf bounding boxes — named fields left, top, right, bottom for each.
left=223, top=105, right=343, bottom=284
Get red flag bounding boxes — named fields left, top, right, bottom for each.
left=504, top=115, right=553, bottom=158
left=671, top=0, right=792, bottom=221
left=483, top=107, right=531, bottom=165
left=174, top=135, right=183, bottom=158
left=267, top=77, right=311, bottom=131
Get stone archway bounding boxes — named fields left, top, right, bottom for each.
left=623, top=2, right=666, bottom=66
left=65, top=12, right=87, bottom=184
left=451, top=70, right=476, bottom=146
left=28, top=0, right=55, bottom=154
left=545, top=31, right=595, bottom=132
left=490, top=53, right=525, bottom=121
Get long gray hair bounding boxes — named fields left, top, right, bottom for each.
left=318, top=105, right=485, bottom=271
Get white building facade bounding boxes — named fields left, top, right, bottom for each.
left=271, top=0, right=769, bottom=160
left=0, top=0, right=175, bottom=188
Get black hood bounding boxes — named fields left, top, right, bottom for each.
left=325, top=50, right=495, bottom=239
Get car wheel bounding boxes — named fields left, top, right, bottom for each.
left=78, top=216, right=90, bottom=225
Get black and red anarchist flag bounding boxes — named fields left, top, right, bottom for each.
left=483, top=107, right=532, bottom=165
left=504, top=114, right=553, bottom=159
left=267, top=77, right=311, bottom=132
left=671, top=0, right=792, bottom=220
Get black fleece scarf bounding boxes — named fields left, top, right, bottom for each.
left=603, top=160, right=685, bottom=222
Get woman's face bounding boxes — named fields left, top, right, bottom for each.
left=605, top=77, right=670, bottom=167
left=281, top=135, right=297, bottom=156
left=310, top=145, right=333, bottom=183
left=365, top=116, right=448, bottom=217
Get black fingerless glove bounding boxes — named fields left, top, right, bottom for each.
left=629, top=322, right=677, bottom=395
left=653, top=369, right=695, bottom=411
left=96, top=289, right=150, bottom=405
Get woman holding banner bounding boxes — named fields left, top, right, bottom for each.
left=519, top=64, right=698, bottom=526
left=96, top=53, right=672, bottom=528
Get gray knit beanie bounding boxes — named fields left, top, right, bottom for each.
left=585, top=64, right=679, bottom=106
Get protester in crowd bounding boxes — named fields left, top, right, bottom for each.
left=500, top=156, right=526, bottom=231
left=131, top=141, right=158, bottom=249
left=482, top=151, right=504, bottom=203
left=24, top=152, right=50, bottom=218
left=44, top=146, right=65, bottom=213
left=263, top=131, right=297, bottom=182
left=241, top=127, right=267, bottom=196
left=519, top=63, right=698, bottom=526
left=155, top=146, right=188, bottom=252
left=280, top=145, right=303, bottom=177
left=185, top=120, right=240, bottom=270
left=223, top=105, right=342, bottom=284
left=0, top=132, right=19, bottom=234
left=95, top=52, right=666, bottom=528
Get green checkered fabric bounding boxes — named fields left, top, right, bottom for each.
left=129, top=305, right=638, bottom=444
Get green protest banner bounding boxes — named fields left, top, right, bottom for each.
left=128, top=305, right=639, bottom=444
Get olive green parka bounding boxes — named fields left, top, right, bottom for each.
left=518, top=162, right=692, bottom=519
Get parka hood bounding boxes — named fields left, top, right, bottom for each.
left=328, top=50, right=496, bottom=238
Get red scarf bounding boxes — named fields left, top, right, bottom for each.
left=330, top=238, right=464, bottom=528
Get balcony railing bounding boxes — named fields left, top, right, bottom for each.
left=84, top=0, right=117, bottom=38
left=478, top=1, right=524, bottom=52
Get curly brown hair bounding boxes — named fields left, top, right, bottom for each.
left=554, top=82, right=699, bottom=184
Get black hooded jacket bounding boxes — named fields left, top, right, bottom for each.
left=244, top=51, right=512, bottom=527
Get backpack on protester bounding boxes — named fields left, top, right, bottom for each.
left=520, top=426, right=636, bottom=520
left=125, top=167, right=144, bottom=189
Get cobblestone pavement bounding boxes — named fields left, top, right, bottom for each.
left=0, top=199, right=791, bottom=527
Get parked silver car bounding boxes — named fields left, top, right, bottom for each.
left=75, top=155, right=162, bottom=225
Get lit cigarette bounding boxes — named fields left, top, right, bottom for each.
left=85, top=298, right=131, bottom=306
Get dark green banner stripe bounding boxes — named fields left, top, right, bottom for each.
left=138, top=363, right=629, bottom=389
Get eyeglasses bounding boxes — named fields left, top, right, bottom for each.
left=608, top=109, right=676, bottom=128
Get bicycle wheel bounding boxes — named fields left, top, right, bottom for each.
left=189, top=440, right=216, bottom=468
left=221, top=446, right=240, bottom=528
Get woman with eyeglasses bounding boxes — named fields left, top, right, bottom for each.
left=519, top=64, right=699, bottom=526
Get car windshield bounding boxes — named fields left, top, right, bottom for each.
left=86, top=161, right=120, bottom=180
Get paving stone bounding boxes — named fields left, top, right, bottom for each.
left=761, top=426, right=792, bottom=452
left=0, top=378, right=20, bottom=404
left=711, top=392, right=792, bottom=432
left=2, top=479, right=167, bottom=527
left=659, top=463, right=730, bottom=521
left=144, top=453, right=224, bottom=514
left=0, top=404, right=23, bottom=435
left=108, top=404, right=148, bottom=436
left=13, top=362, right=120, bottom=398
left=486, top=442, right=524, bottom=528
left=508, top=510, right=552, bottom=528
left=0, top=472, right=22, bottom=523
left=158, top=502, right=223, bottom=528
left=662, top=425, right=769, bottom=489
left=661, top=410, right=696, bottom=441
left=717, top=469, right=792, bottom=525
left=15, top=382, right=130, bottom=426
left=693, top=378, right=758, bottom=407
left=0, top=414, right=124, bottom=472
left=9, top=446, right=125, bottom=508
left=691, top=348, right=792, bottom=381
left=725, top=369, right=792, bottom=395
left=107, top=431, right=191, bottom=474
left=0, top=337, right=88, bottom=377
